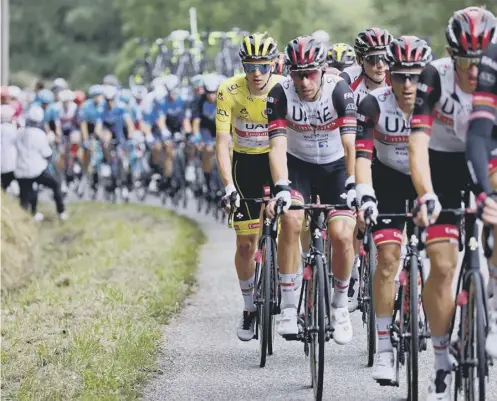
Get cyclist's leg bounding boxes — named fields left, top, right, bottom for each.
left=201, top=129, right=215, bottom=191
left=424, top=150, right=464, bottom=393
left=232, top=152, right=271, bottom=341
left=486, top=153, right=497, bottom=357
left=369, top=160, right=416, bottom=380
left=315, top=157, right=355, bottom=344
left=150, top=125, right=163, bottom=175
left=276, top=154, right=309, bottom=335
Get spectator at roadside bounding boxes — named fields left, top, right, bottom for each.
left=1, top=105, right=17, bottom=190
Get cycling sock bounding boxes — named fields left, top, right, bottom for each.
left=239, top=274, right=256, bottom=312
left=376, top=316, right=393, bottom=353
left=332, top=276, right=350, bottom=308
left=489, top=262, right=497, bottom=309
left=280, top=273, right=297, bottom=309
left=432, top=334, right=451, bottom=372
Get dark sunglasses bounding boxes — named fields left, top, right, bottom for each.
left=364, top=54, right=387, bottom=66
left=455, top=56, right=480, bottom=70
left=289, top=69, right=322, bottom=81
left=391, top=72, right=421, bottom=84
left=243, top=63, right=272, bottom=74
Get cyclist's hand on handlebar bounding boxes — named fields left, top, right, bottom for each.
left=222, top=184, right=239, bottom=213
left=356, top=183, right=378, bottom=229
left=413, top=192, right=441, bottom=227
left=267, top=181, right=292, bottom=219
left=478, top=192, right=497, bottom=225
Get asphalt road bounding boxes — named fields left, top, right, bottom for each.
left=137, top=190, right=497, bottom=401
left=34, top=183, right=495, bottom=401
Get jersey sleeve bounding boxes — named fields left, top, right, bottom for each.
left=215, top=84, right=232, bottom=133
left=355, top=94, right=380, bottom=160
left=339, top=71, right=351, bottom=86
left=411, top=64, right=442, bottom=135
left=191, top=96, right=202, bottom=119
left=267, top=83, right=288, bottom=140
left=466, top=43, right=497, bottom=194
left=331, top=79, right=357, bottom=135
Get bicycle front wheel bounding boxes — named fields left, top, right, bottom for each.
left=309, top=257, right=326, bottom=401
left=407, top=255, right=419, bottom=401
left=461, top=272, right=487, bottom=401
left=365, top=235, right=377, bottom=367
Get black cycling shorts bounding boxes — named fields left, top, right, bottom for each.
left=287, top=153, right=354, bottom=221
left=232, top=151, right=273, bottom=235
left=371, top=159, right=417, bottom=247
left=427, top=149, right=470, bottom=246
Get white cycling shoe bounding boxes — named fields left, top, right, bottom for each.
left=276, top=307, right=298, bottom=336
left=486, top=310, right=497, bottom=358
left=426, top=370, right=451, bottom=401
left=372, top=351, right=395, bottom=383
left=331, top=306, right=353, bottom=344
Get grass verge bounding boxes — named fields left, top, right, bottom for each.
left=1, top=202, right=205, bottom=401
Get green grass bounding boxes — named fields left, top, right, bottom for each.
left=1, top=202, right=205, bottom=401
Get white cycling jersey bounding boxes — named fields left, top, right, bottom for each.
left=341, top=65, right=362, bottom=85
left=356, top=87, right=411, bottom=174
left=54, top=101, right=78, bottom=131
left=267, top=75, right=356, bottom=164
left=412, top=57, right=473, bottom=152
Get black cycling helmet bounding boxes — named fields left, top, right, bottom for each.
left=285, top=36, right=327, bottom=70
left=446, top=7, right=496, bottom=57
left=386, top=36, right=433, bottom=68
left=354, top=28, right=393, bottom=57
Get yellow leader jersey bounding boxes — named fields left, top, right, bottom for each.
left=215, top=74, right=283, bottom=154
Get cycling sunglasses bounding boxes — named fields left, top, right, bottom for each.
left=455, top=56, right=480, bottom=70
left=390, top=72, right=421, bottom=84
left=243, top=63, right=272, bottom=74
left=290, top=69, right=322, bottom=81
left=364, top=54, right=387, bottom=66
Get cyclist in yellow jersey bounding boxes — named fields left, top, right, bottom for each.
left=216, top=32, right=281, bottom=341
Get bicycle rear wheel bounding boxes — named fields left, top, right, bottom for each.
left=407, top=256, right=419, bottom=401
left=461, top=272, right=487, bottom=401
left=309, top=257, right=326, bottom=401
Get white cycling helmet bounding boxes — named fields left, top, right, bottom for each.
left=132, top=85, right=148, bottom=100
left=8, top=85, right=21, bottom=99
left=203, top=74, right=221, bottom=93
left=311, top=30, right=331, bottom=44
left=27, top=106, right=44, bottom=124
left=58, top=89, right=75, bottom=102
left=153, top=86, right=167, bottom=102
left=52, top=78, right=68, bottom=90
left=0, top=104, right=15, bottom=123
left=164, top=75, right=180, bottom=92
left=103, top=85, right=118, bottom=100
left=151, top=76, right=167, bottom=90
left=103, top=74, right=120, bottom=87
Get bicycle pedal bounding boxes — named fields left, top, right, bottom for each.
left=376, top=379, right=397, bottom=387
left=281, top=333, right=299, bottom=341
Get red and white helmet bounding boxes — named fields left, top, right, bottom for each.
left=285, top=36, right=327, bottom=70
left=386, top=36, right=433, bottom=68
left=446, top=7, right=496, bottom=57
left=354, top=28, right=393, bottom=57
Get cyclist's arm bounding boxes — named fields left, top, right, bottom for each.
left=355, top=94, right=380, bottom=186
left=124, top=114, right=134, bottom=140
left=79, top=107, right=89, bottom=141
left=191, top=97, right=201, bottom=132
left=467, top=47, right=497, bottom=195
left=339, top=71, right=351, bottom=86
left=215, top=85, right=234, bottom=187
left=267, top=83, right=289, bottom=183
left=332, top=79, right=357, bottom=178
left=409, top=64, right=442, bottom=196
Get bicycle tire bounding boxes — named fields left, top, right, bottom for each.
left=310, top=256, right=326, bottom=401
left=267, top=238, right=278, bottom=356
left=462, top=272, right=487, bottom=401
left=366, top=237, right=377, bottom=367
left=407, top=255, right=419, bottom=401
left=258, top=237, right=274, bottom=367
